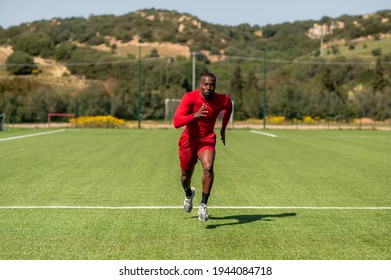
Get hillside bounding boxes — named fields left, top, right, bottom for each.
left=1, top=9, right=390, bottom=82
left=0, top=9, right=390, bottom=124
left=1, top=9, right=390, bottom=64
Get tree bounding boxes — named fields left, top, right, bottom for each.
left=242, top=69, right=261, bottom=118
left=230, top=65, right=245, bottom=120
left=149, top=48, right=160, bottom=58
left=13, top=31, right=53, bottom=57
left=373, top=58, right=387, bottom=92
left=54, top=43, right=76, bottom=61
left=5, top=51, right=36, bottom=75
left=111, top=80, right=137, bottom=120
left=76, top=84, right=110, bottom=116
left=0, top=27, right=6, bottom=44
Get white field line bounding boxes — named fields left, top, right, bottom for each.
left=250, top=130, right=277, bottom=138
left=0, top=205, right=390, bottom=210
left=0, top=129, right=66, bottom=142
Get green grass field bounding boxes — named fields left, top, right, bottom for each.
left=0, top=128, right=390, bottom=260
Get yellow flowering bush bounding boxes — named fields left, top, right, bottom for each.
left=292, top=116, right=318, bottom=124
left=266, top=116, right=286, bottom=124
left=70, top=115, right=126, bottom=128
left=248, top=116, right=319, bottom=125
left=303, top=116, right=316, bottom=124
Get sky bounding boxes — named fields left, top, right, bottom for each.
left=0, top=0, right=390, bottom=29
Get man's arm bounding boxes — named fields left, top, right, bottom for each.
left=174, top=101, right=208, bottom=128
left=173, top=95, right=193, bottom=128
left=220, top=96, right=233, bottom=145
left=173, top=94, right=208, bottom=128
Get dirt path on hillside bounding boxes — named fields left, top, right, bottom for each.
left=0, top=46, right=13, bottom=64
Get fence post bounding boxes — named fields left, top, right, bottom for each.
left=0, top=113, right=5, bottom=131
left=137, top=46, right=141, bottom=129
left=263, top=47, right=267, bottom=130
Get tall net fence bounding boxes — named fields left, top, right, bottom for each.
left=0, top=52, right=390, bottom=130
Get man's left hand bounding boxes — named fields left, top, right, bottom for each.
left=220, top=129, right=226, bottom=145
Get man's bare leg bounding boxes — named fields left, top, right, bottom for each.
left=197, top=149, right=214, bottom=221
left=182, top=166, right=195, bottom=213
left=199, top=149, right=215, bottom=203
left=181, top=166, right=195, bottom=195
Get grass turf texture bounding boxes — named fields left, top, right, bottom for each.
left=0, top=128, right=390, bottom=259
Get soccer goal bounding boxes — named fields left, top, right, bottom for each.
left=165, top=98, right=181, bottom=123
left=217, top=100, right=234, bottom=129
left=47, top=113, right=75, bottom=128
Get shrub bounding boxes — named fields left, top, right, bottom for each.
left=71, top=115, right=126, bottom=128
left=371, top=48, right=382, bottom=57
left=5, top=51, right=36, bottom=75
left=266, top=116, right=286, bottom=124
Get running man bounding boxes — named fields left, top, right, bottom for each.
left=173, top=72, right=232, bottom=221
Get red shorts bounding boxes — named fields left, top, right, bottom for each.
left=178, top=133, right=216, bottom=170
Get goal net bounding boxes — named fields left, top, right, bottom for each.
left=47, top=113, right=75, bottom=128
left=165, top=98, right=181, bottom=123
left=216, top=100, right=234, bottom=129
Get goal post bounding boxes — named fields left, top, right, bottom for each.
left=47, top=113, right=75, bottom=128
left=217, top=100, right=234, bottom=129
left=0, top=113, right=5, bottom=131
left=165, top=98, right=181, bottom=124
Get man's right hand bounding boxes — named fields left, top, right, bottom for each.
left=194, top=103, right=208, bottom=119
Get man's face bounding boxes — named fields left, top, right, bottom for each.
left=200, top=76, right=216, bottom=100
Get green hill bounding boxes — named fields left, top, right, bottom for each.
left=0, top=9, right=390, bottom=123
left=1, top=9, right=389, bottom=61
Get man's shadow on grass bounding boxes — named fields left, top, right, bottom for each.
left=201, top=212, right=297, bottom=229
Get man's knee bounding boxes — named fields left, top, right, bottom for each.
left=202, top=161, right=214, bottom=176
left=199, top=150, right=215, bottom=173
left=181, top=168, right=194, bottom=184
left=181, top=173, right=191, bottom=184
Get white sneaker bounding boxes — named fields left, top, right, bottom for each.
left=198, top=203, right=209, bottom=221
left=183, top=187, right=195, bottom=213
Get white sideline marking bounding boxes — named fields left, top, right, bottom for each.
left=0, top=205, right=390, bottom=210
left=0, top=129, right=66, bottom=142
left=250, top=130, right=277, bottom=138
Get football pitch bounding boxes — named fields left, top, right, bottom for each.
left=0, top=128, right=390, bottom=260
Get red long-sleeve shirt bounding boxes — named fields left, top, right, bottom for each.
left=174, top=90, right=232, bottom=144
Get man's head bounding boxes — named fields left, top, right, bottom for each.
left=200, top=73, right=217, bottom=100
